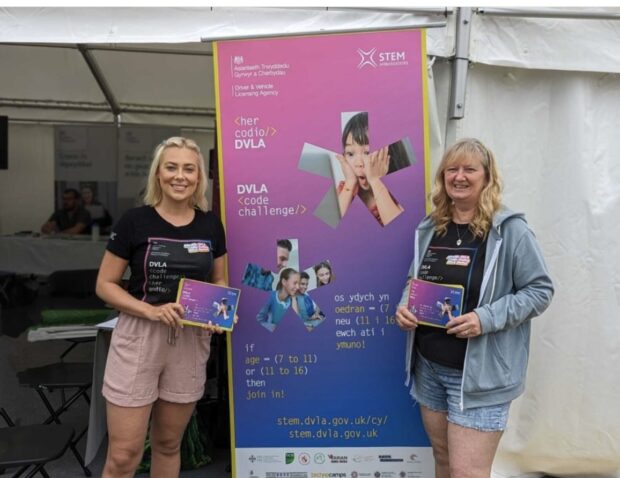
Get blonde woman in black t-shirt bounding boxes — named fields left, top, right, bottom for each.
left=96, top=137, right=228, bottom=477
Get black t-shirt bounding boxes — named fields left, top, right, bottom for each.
left=415, top=222, right=487, bottom=369
left=106, top=206, right=227, bottom=304
left=50, top=207, right=92, bottom=234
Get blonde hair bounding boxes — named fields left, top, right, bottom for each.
left=143, top=136, right=209, bottom=211
left=430, top=138, right=502, bottom=238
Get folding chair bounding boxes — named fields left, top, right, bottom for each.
left=15, top=269, right=105, bottom=477
left=0, top=407, right=74, bottom=478
left=16, top=363, right=93, bottom=476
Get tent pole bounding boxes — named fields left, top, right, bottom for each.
left=445, top=7, right=472, bottom=148
left=448, top=7, right=472, bottom=121
left=0, top=98, right=213, bottom=117
left=476, top=7, right=620, bottom=20
left=200, top=21, right=447, bottom=43
left=77, top=44, right=121, bottom=117
left=7, top=117, right=214, bottom=132
left=327, top=7, right=453, bottom=16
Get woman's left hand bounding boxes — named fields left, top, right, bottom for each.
left=446, top=311, right=482, bottom=339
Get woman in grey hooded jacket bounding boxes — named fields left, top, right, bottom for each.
left=396, top=138, right=553, bottom=478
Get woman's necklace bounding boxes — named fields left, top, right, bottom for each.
left=455, top=223, right=466, bottom=246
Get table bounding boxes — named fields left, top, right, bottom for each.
left=0, top=234, right=107, bottom=276
left=27, top=325, right=99, bottom=342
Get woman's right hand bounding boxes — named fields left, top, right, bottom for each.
left=147, top=302, right=185, bottom=329
left=336, top=153, right=357, bottom=187
left=396, top=305, right=419, bottom=331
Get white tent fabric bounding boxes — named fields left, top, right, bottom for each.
left=0, top=42, right=216, bottom=128
left=469, top=12, right=620, bottom=74
left=1, top=7, right=619, bottom=478
left=454, top=64, right=620, bottom=478
left=0, top=7, right=442, bottom=42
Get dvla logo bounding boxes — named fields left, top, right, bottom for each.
left=357, top=47, right=377, bottom=68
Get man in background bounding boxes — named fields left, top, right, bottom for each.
left=41, top=188, right=91, bottom=235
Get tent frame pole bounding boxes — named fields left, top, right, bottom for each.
left=476, top=7, right=620, bottom=20
left=77, top=44, right=121, bottom=118
left=200, top=21, right=447, bottom=43
left=448, top=7, right=472, bottom=121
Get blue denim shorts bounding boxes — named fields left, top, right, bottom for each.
left=413, top=351, right=510, bottom=432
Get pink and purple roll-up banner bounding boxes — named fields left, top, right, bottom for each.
left=215, top=30, right=433, bottom=476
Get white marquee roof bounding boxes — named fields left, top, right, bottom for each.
left=2, top=7, right=617, bottom=128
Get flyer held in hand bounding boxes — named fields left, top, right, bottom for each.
left=176, top=278, right=240, bottom=331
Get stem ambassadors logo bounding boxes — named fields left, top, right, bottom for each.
left=357, top=48, right=409, bottom=68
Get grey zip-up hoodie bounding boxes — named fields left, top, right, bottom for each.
left=401, top=207, right=554, bottom=410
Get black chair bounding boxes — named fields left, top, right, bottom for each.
left=16, top=363, right=93, bottom=476
left=0, top=407, right=74, bottom=478
left=15, top=269, right=105, bottom=477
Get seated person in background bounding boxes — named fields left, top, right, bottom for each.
left=41, top=188, right=91, bottom=235
left=81, top=185, right=113, bottom=234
